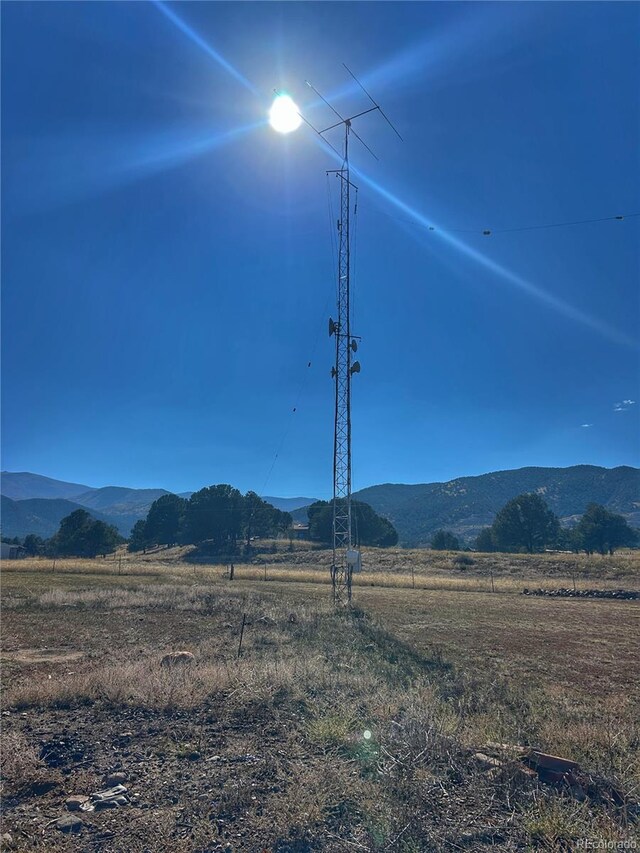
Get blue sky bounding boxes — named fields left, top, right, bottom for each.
left=2, top=1, right=639, bottom=497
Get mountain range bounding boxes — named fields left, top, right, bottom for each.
left=1, top=466, right=638, bottom=545
left=353, top=464, right=640, bottom=546
left=0, top=473, right=319, bottom=539
left=1, top=496, right=119, bottom=541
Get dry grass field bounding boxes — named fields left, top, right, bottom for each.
left=1, top=548, right=639, bottom=851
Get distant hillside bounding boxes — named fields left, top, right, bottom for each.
left=262, top=496, right=319, bottom=512
left=0, top=496, right=119, bottom=540
left=354, top=465, right=640, bottom=546
left=0, top=472, right=319, bottom=538
left=3, top=466, right=637, bottom=547
left=71, top=486, right=170, bottom=510
left=0, top=471, right=91, bottom=502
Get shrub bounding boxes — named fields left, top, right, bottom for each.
left=452, top=554, right=475, bottom=569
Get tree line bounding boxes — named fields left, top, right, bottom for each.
left=129, top=492, right=399, bottom=552
left=430, top=493, right=637, bottom=555
left=7, top=489, right=632, bottom=558
left=128, top=487, right=292, bottom=554
left=4, top=488, right=399, bottom=558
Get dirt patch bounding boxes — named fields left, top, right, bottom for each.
left=2, top=648, right=85, bottom=665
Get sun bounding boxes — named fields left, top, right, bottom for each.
left=269, top=94, right=302, bottom=134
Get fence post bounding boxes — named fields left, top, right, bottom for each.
left=237, top=613, right=246, bottom=658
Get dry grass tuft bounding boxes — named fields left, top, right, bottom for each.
left=0, top=731, right=57, bottom=798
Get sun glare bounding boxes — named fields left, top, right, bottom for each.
left=269, top=94, right=302, bottom=134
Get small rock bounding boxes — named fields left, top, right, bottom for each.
left=95, top=799, right=119, bottom=810
left=91, top=784, right=127, bottom=801
left=66, top=795, right=89, bottom=812
left=56, top=815, right=83, bottom=833
left=105, top=771, right=128, bottom=786
left=1, top=833, right=14, bottom=849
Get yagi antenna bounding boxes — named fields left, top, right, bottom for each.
left=305, top=80, right=380, bottom=161
left=282, top=64, right=402, bottom=166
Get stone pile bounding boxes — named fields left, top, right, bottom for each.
left=522, top=588, right=638, bottom=600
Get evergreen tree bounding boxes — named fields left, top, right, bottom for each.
left=128, top=519, right=148, bottom=553
left=474, top=527, right=495, bottom=552
left=53, top=509, right=120, bottom=557
left=23, top=534, right=45, bottom=556
left=575, top=503, right=637, bottom=555
left=274, top=509, right=293, bottom=536
left=430, top=530, right=460, bottom=551
left=242, top=491, right=275, bottom=548
left=144, top=493, right=185, bottom=546
left=183, top=484, right=243, bottom=551
left=554, top=527, right=583, bottom=553
left=307, top=500, right=398, bottom=547
left=491, top=493, right=560, bottom=553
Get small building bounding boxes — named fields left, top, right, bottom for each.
left=1, top=542, right=26, bottom=560
left=289, top=523, right=310, bottom=541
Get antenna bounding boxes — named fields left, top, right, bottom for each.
left=342, top=63, right=403, bottom=141
left=305, top=81, right=380, bottom=161
left=301, top=67, right=400, bottom=604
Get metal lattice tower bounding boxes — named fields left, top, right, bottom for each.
left=294, top=67, right=401, bottom=604
left=329, top=122, right=358, bottom=603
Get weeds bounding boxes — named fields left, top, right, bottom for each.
left=1, top=570, right=638, bottom=851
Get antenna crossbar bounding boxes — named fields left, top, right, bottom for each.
left=343, top=63, right=404, bottom=141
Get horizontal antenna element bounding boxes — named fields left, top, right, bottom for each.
left=343, top=63, right=403, bottom=141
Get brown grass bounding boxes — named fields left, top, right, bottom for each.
left=5, top=544, right=639, bottom=598
left=1, top=555, right=639, bottom=850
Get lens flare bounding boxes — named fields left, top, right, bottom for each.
left=153, top=0, right=259, bottom=97
left=269, top=95, right=302, bottom=134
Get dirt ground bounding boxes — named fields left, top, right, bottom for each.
left=1, top=561, right=638, bottom=851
